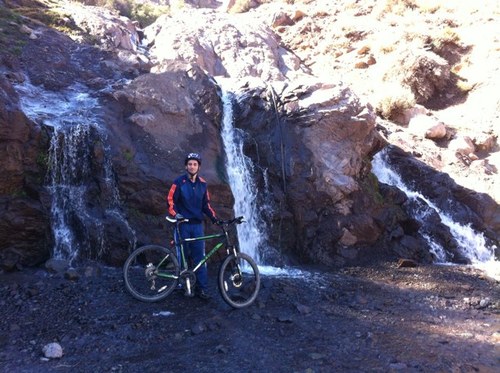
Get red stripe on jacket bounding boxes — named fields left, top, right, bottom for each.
left=167, top=183, right=177, bottom=216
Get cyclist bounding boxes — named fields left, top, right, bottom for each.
left=167, top=152, right=220, bottom=300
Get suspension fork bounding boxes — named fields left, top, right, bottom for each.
left=224, top=228, right=240, bottom=257
left=173, top=223, right=188, bottom=269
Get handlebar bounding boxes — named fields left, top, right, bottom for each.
left=219, top=216, right=246, bottom=226
left=165, top=216, right=187, bottom=224
left=165, top=216, right=245, bottom=226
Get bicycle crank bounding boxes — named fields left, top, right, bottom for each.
left=180, top=271, right=196, bottom=297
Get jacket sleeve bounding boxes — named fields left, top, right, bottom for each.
left=202, top=188, right=217, bottom=222
left=167, top=183, right=178, bottom=217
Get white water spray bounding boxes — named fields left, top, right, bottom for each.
left=372, top=150, right=498, bottom=278
left=16, top=81, right=135, bottom=262
left=220, top=90, right=265, bottom=264
left=218, top=87, right=311, bottom=278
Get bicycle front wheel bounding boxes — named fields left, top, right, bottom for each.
left=218, top=252, right=260, bottom=308
left=123, top=245, right=180, bottom=302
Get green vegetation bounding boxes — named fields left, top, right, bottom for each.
left=361, top=172, right=385, bottom=205
left=11, top=188, right=28, bottom=198
left=122, top=147, right=134, bottom=162
left=36, top=151, right=50, bottom=169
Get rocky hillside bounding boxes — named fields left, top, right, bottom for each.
left=0, top=0, right=498, bottom=270
left=248, top=0, right=499, bottom=202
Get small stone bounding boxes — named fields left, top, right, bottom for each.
left=277, top=315, right=293, bottom=323
left=354, top=61, right=369, bottom=69
left=251, top=313, right=261, bottom=320
left=397, top=258, right=418, bottom=268
left=389, top=362, right=407, bottom=370
left=478, top=298, right=490, bottom=308
left=295, top=303, right=311, bottom=315
left=191, top=322, right=205, bottom=335
left=42, top=342, right=63, bottom=359
left=215, top=344, right=228, bottom=353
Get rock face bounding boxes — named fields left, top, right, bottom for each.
left=0, top=74, right=51, bottom=269
left=143, top=9, right=307, bottom=81
left=106, top=62, right=233, bottom=264
left=225, top=79, right=386, bottom=265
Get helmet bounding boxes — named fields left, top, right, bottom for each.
left=185, top=152, right=202, bottom=165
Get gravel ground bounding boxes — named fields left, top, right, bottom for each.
left=0, top=261, right=498, bottom=373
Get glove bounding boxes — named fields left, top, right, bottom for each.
left=175, top=213, right=185, bottom=220
left=212, top=217, right=223, bottom=225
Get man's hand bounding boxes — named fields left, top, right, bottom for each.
left=213, top=218, right=223, bottom=226
left=175, top=213, right=185, bottom=220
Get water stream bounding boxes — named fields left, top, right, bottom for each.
left=15, top=81, right=135, bottom=263
left=372, top=149, right=499, bottom=279
left=219, top=88, right=307, bottom=277
left=220, top=89, right=265, bottom=264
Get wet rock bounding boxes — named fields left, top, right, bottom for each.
left=45, top=259, right=69, bottom=274
left=84, top=265, right=102, bottom=277
left=64, top=268, right=80, bottom=281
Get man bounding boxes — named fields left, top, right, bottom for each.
left=167, top=152, right=219, bottom=300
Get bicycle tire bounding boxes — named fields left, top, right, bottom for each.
left=123, top=245, right=180, bottom=302
left=218, top=252, right=260, bottom=308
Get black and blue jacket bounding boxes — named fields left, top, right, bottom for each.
left=167, top=174, right=217, bottom=224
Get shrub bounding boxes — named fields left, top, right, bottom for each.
left=375, top=82, right=416, bottom=120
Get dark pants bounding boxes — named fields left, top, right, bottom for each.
left=175, top=223, right=208, bottom=291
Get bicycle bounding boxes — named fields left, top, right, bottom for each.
left=123, top=216, right=260, bottom=308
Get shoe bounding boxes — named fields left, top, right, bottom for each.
left=196, top=289, right=211, bottom=300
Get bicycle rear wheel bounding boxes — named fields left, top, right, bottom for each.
left=123, top=245, right=179, bottom=302
left=218, top=252, right=260, bottom=308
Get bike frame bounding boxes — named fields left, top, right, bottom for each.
left=172, top=221, right=238, bottom=275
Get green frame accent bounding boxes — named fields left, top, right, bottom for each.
left=192, top=242, right=224, bottom=272
left=156, top=220, right=240, bottom=280
left=176, top=229, right=230, bottom=272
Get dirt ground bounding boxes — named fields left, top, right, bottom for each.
left=0, top=261, right=498, bottom=373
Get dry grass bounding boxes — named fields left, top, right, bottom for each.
left=375, top=82, right=416, bottom=120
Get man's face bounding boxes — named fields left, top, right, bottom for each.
left=186, top=160, right=200, bottom=176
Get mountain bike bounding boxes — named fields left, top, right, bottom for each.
left=123, top=216, right=260, bottom=308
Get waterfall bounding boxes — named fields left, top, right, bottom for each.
left=220, top=89, right=265, bottom=264
left=372, top=148, right=498, bottom=278
left=16, top=82, right=135, bottom=263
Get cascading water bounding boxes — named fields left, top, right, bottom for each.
left=219, top=87, right=305, bottom=277
left=15, top=81, right=135, bottom=263
left=372, top=148, right=499, bottom=279
left=220, top=90, right=265, bottom=264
